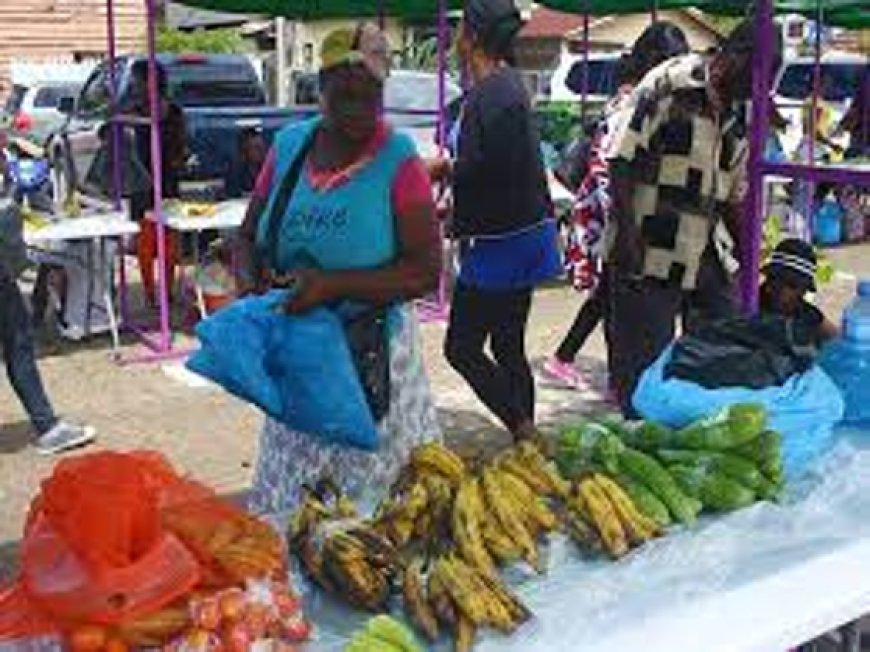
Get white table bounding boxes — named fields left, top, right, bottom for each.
left=153, top=199, right=248, bottom=318
left=293, top=433, right=870, bottom=652
left=24, top=212, right=139, bottom=352
left=161, top=199, right=247, bottom=233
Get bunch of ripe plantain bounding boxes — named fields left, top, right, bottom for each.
left=288, top=478, right=400, bottom=612
left=402, top=551, right=532, bottom=652
left=563, top=473, right=664, bottom=559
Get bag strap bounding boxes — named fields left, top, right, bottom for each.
left=258, top=128, right=316, bottom=276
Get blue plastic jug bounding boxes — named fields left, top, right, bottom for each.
left=819, top=280, right=870, bottom=425
left=812, top=198, right=843, bottom=246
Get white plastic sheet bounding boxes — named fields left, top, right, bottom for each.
left=277, top=431, right=870, bottom=651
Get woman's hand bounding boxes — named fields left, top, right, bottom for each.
left=284, top=269, right=336, bottom=314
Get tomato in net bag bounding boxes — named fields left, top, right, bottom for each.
left=0, top=451, right=285, bottom=645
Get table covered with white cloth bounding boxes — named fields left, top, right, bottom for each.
left=293, top=429, right=870, bottom=652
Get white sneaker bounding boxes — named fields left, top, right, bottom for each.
left=34, top=422, right=96, bottom=455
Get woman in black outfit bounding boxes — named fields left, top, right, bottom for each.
left=433, top=0, right=561, bottom=442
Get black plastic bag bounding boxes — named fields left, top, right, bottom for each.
left=665, top=316, right=818, bottom=390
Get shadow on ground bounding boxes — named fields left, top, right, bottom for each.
left=0, top=422, right=32, bottom=455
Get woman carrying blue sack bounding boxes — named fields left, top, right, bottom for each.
left=431, top=0, right=562, bottom=444
left=232, top=24, right=442, bottom=514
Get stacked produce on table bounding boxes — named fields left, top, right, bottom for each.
left=557, top=403, right=783, bottom=527
left=289, top=441, right=671, bottom=651
left=67, top=516, right=312, bottom=652
left=0, top=451, right=313, bottom=652
left=286, top=404, right=783, bottom=651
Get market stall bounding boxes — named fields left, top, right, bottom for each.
left=4, top=408, right=870, bottom=651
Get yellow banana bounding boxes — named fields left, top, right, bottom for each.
left=578, top=478, right=629, bottom=559
left=455, top=614, right=476, bottom=652
left=403, top=558, right=439, bottom=642
left=452, top=477, right=497, bottom=578
left=515, top=441, right=571, bottom=498
left=482, top=512, right=524, bottom=565
left=411, top=443, right=467, bottom=486
left=593, top=473, right=662, bottom=543
left=498, top=468, right=559, bottom=534
left=481, top=468, right=541, bottom=572
left=436, top=556, right=491, bottom=626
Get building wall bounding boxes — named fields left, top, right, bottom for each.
left=0, top=0, right=146, bottom=99
left=566, top=11, right=722, bottom=53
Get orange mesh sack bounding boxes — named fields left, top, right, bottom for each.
left=0, top=450, right=284, bottom=645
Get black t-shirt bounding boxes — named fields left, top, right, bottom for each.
left=452, top=67, right=551, bottom=238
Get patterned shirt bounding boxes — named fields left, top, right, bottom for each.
left=609, top=54, right=748, bottom=289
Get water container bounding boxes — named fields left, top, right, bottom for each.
left=813, top=198, right=843, bottom=246
left=819, top=280, right=870, bottom=425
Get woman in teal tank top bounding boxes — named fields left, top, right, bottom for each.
left=235, top=24, right=442, bottom=513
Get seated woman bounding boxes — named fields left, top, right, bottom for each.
left=235, top=24, right=442, bottom=514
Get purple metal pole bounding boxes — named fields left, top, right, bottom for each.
left=650, top=0, right=658, bottom=22
left=434, top=0, right=449, bottom=317
left=580, top=3, right=590, bottom=120
left=740, top=0, right=775, bottom=314
left=145, top=0, right=171, bottom=352
left=106, top=0, right=129, bottom=328
left=377, top=0, right=385, bottom=29
left=805, top=2, right=823, bottom=221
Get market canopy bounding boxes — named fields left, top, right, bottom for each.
left=537, top=0, right=870, bottom=28
left=172, top=0, right=870, bottom=28
left=167, top=0, right=465, bottom=21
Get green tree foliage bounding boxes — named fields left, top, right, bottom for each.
left=156, top=27, right=248, bottom=54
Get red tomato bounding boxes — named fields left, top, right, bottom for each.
left=193, top=597, right=223, bottom=631
left=221, top=623, right=251, bottom=652
left=69, top=625, right=108, bottom=651
left=218, top=589, right=246, bottom=623
left=273, top=593, right=299, bottom=619
left=243, top=604, right=270, bottom=640
left=283, top=616, right=313, bottom=643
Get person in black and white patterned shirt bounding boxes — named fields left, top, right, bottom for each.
left=606, top=19, right=783, bottom=415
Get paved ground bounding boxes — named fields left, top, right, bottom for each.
left=1, top=243, right=869, bottom=583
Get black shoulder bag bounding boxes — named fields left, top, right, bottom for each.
left=258, top=133, right=391, bottom=424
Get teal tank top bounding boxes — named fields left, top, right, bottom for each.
left=256, top=118, right=417, bottom=274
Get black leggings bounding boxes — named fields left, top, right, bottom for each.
left=555, top=272, right=609, bottom=363
left=445, top=283, right=534, bottom=432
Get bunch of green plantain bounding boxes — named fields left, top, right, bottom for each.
left=345, top=615, right=423, bottom=652
left=402, top=551, right=531, bottom=652
left=563, top=473, right=663, bottom=559
left=288, top=478, right=400, bottom=612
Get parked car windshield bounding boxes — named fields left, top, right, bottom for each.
left=383, top=73, right=461, bottom=128
left=166, top=58, right=265, bottom=108
left=34, top=84, right=82, bottom=110
left=777, top=62, right=866, bottom=103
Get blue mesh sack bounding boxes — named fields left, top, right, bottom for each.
left=187, top=290, right=379, bottom=450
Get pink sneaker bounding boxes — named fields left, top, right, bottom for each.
left=543, top=357, right=591, bottom=390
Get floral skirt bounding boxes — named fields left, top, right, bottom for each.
left=248, top=305, right=441, bottom=515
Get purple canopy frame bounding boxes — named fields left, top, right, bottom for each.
left=416, top=0, right=453, bottom=323
left=742, top=0, right=869, bottom=312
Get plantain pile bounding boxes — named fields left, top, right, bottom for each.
left=557, top=403, right=784, bottom=527
left=562, top=473, right=664, bottom=558
left=289, top=479, right=400, bottom=612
